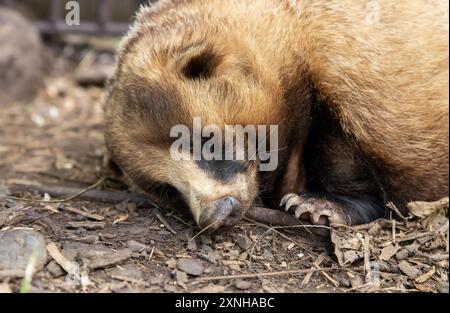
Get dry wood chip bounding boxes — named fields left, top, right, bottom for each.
left=88, top=248, right=132, bottom=270
left=46, top=242, right=80, bottom=279
left=63, top=206, right=104, bottom=221
left=407, top=197, right=449, bottom=218
left=415, top=266, right=436, bottom=284
left=379, top=244, right=400, bottom=261
left=67, top=221, right=105, bottom=230
left=156, top=213, right=177, bottom=235
left=398, top=261, right=421, bottom=279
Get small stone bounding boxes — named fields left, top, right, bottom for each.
left=234, top=280, right=251, bottom=290
left=163, top=283, right=178, bottom=293
left=187, top=238, right=197, bottom=251
left=176, top=270, right=188, bottom=284
left=149, top=276, right=165, bottom=285
left=262, top=249, right=275, bottom=262
left=368, top=223, right=382, bottom=236
left=62, top=242, right=110, bottom=260
left=348, top=273, right=364, bottom=288
left=200, top=235, right=212, bottom=245
left=438, top=281, right=449, bottom=293
left=0, top=185, right=9, bottom=197
left=109, top=264, right=144, bottom=282
left=0, top=229, right=47, bottom=273
left=177, top=258, right=204, bottom=276
left=239, top=251, right=248, bottom=261
left=226, top=249, right=240, bottom=260
left=192, top=284, right=225, bottom=293
left=338, top=276, right=351, bottom=288
left=0, top=283, right=12, bottom=293
left=166, top=258, right=177, bottom=269
left=234, top=234, right=252, bottom=250
left=126, top=240, right=151, bottom=253
left=46, top=260, right=65, bottom=277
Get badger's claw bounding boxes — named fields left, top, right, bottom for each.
left=280, top=193, right=307, bottom=212
left=280, top=194, right=350, bottom=226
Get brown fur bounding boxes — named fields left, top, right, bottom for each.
left=104, top=0, right=449, bottom=226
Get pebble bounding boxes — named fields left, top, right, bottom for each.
left=46, top=260, right=65, bottom=277
left=234, top=280, right=251, bottom=290
left=177, top=258, right=204, bottom=276
left=126, top=240, right=151, bottom=253
left=262, top=249, right=275, bottom=261
left=395, top=249, right=409, bottom=260
left=438, top=281, right=449, bottom=293
left=0, top=229, right=47, bottom=273
left=175, top=270, right=188, bottom=284
left=234, top=234, right=252, bottom=250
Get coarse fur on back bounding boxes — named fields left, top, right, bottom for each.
left=104, top=0, right=449, bottom=232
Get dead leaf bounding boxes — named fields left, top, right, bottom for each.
left=379, top=244, right=400, bottom=261
left=407, top=197, right=448, bottom=218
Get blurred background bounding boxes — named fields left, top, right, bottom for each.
left=0, top=0, right=156, bottom=105
left=0, top=1, right=161, bottom=186
left=1, top=0, right=146, bottom=34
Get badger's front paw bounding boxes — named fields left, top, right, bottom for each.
left=280, top=193, right=350, bottom=226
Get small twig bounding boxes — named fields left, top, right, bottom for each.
left=248, top=226, right=274, bottom=266
left=363, top=234, right=371, bottom=275
left=302, top=253, right=325, bottom=286
left=63, top=206, right=104, bottom=221
left=386, top=201, right=412, bottom=220
left=156, top=213, right=177, bottom=235
left=148, top=246, right=155, bottom=260
left=46, top=242, right=80, bottom=279
left=244, top=217, right=334, bottom=263
left=3, top=181, right=157, bottom=207
left=109, top=274, right=150, bottom=287
left=67, top=221, right=105, bottom=230
left=196, top=267, right=338, bottom=282
left=190, top=220, right=221, bottom=241
left=318, top=268, right=340, bottom=287
left=2, top=178, right=107, bottom=204
left=392, top=218, right=396, bottom=244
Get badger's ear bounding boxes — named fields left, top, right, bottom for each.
left=180, top=47, right=224, bottom=80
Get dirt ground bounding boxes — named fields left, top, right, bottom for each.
left=0, top=47, right=448, bottom=294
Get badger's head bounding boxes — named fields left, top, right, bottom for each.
left=104, top=2, right=311, bottom=233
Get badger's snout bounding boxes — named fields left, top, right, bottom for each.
left=199, top=196, right=243, bottom=233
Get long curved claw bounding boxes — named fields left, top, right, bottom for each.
left=279, top=193, right=297, bottom=209
left=294, top=203, right=315, bottom=219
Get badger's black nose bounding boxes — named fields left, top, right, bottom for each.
left=199, top=196, right=243, bottom=233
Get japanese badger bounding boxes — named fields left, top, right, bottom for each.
left=104, top=0, right=449, bottom=233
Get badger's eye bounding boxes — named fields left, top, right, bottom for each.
left=182, top=50, right=222, bottom=80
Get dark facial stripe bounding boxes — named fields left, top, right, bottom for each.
left=196, top=159, right=247, bottom=183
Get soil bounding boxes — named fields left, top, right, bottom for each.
left=0, top=48, right=448, bottom=293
